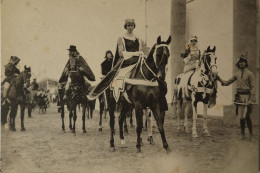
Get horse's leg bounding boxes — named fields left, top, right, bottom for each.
left=191, top=94, right=199, bottom=138
left=90, top=105, right=93, bottom=119
left=72, top=107, right=77, bottom=133
left=1, top=103, right=9, bottom=125
left=61, top=104, right=65, bottom=131
left=99, top=102, right=103, bottom=131
left=151, top=104, right=170, bottom=152
left=109, top=102, right=116, bottom=151
left=28, top=104, right=32, bottom=118
left=87, top=105, right=90, bottom=119
left=82, top=104, right=87, bottom=133
left=202, top=103, right=210, bottom=136
left=119, top=103, right=128, bottom=147
left=135, top=105, right=144, bottom=156
left=130, top=113, right=134, bottom=127
left=184, top=101, right=191, bottom=133
left=124, top=116, right=129, bottom=135
left=10, top=104, right=18, bottom=131
left=20, top=104, right=26, bottom=131
left=147, top=109, right=155, bottom=145
left=176, top=101, right=181, bottom=132
left=69, top=108, right=73, bottom=130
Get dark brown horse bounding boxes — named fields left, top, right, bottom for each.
left=59, top=71, right=89, bottom=133
left=1, top=66, right=31, bottom=131
left=105, top=36, right=171, bottom=155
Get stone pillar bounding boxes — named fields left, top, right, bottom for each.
left=256, top=0, right=260, bottom=104
left=170, top=0, right=185, bottom=92
left=233, top=0, right=257, bottom=90
left=169, top=0, right=186, bottom=116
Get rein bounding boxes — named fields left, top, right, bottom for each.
left=140, top=44, right=169, bottom=82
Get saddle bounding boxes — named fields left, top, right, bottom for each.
left=110, top=63, right=138, bottom=103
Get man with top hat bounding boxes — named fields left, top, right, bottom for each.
left=1, top=56, right=21, bottom=104
left=217, top=53, right=256, bottom=140
left=59, top=45, right=96, bottom=100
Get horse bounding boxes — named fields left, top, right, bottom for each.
left=173, top=46, right=218, bottom=138
left=86, top=99, right=96, bottom=119
left=99, top=36, right=171, bottom=155
left=37, top=91, right=48, bottom=114
left=59, top=71, right=89, bottom=133
left=1, top=66, right=31, bottom=131
left=98, top=92, right=108, bottom=131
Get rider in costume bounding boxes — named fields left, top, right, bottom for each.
left=181, top=36, right=201, bottom=73
left=59, top=45, right=96, bottom=100
left=88, top=19, right=144, bottom=101
left=2, top=56, right=21, bottom=104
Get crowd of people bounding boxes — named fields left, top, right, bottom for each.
left=1, top=18, right=257, bottom=139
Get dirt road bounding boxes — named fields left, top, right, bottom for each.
left=1, top=104, right=258, bottom=173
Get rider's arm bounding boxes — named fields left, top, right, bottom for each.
left=217, top=74, right=237, bottom=86
left=14, top=67, right=21, bottom=74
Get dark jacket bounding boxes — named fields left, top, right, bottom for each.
left=59, top=56, right=96, bottom=84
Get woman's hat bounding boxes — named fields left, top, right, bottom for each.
left=124, top=19, right=136, bottom=29
left=189, top=36, right=198, bottom=42
left=125, top=19, right=135, bottom=25
left=67, top=45, right=77, bottom=51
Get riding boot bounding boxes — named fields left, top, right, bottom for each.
left=246, top=114, right=253, bottom=137
left=240, top=118, right=246, bottom=139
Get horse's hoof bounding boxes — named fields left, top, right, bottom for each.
left=83, top=130, right=87, bottom=134
left=136, top=152, right=144, bottom=158
left=166, top=147, right=172, bottom=154
left=192, top=133, right=199, bottom=138
left=203, top=133, right=211, bottom=137
left=110, top=147, right=115, bottom=152
left=147, top=136, right=155, bottom=145
left=185, top=128, right=191, bottom=134
left=120, top=140, right=127, bottom=148
left=10, top=127, right=16, bottom=131
left=21, top=128, right=26, bottom=131
left=98, top=128, right=102, bottom=132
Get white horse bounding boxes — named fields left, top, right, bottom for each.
left=173, top=46, right=218, bottom=137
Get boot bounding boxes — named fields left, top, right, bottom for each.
left=246, top=115, right=254, bottom=140
left=240, top=119, right=246, bottom=140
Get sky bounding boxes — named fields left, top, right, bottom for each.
left=1, top=0, right=171, bottom=81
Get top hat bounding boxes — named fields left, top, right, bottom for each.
left=67, top=45, right=77, bottom=51
left=10, top=56, right=20, bottom=64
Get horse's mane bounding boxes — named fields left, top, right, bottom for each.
left=146, top=44, right=156, bottom=63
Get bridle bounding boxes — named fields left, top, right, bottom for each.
left=141, top=44, right=170, bottom=81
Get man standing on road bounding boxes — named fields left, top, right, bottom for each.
left=217, top=54, right=256, bottom=140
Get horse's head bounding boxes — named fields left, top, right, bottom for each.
left=202, top=46, right=218, bottom=77
left=23, top=65, right=31, bottom=88
left=152, top=36, right=171, bottom=80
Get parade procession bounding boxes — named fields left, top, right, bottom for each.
left=1, top=0, right=259, bottom=173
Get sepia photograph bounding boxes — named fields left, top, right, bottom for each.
left=1, top=0, right=259, bottom=172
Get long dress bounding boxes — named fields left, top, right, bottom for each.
left=88, top=36, right=141, bottom=100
